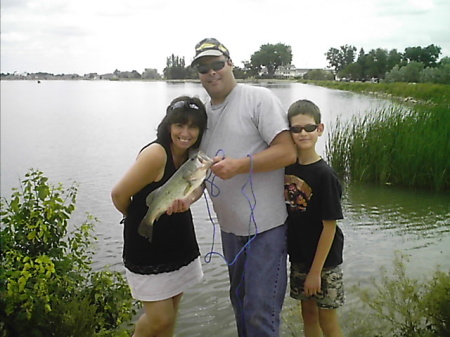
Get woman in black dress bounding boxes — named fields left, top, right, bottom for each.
left=111, top=96, right=207, bottom=337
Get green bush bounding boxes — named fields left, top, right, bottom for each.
left=303, top=69, right=335, bottom=81
left=384, top=61, right=425, bottom=83
left=0, top=169, right=136, bottom=337
left=346, top=253, right=450, bottom=337
left=421, top=269, right=450, bottom=337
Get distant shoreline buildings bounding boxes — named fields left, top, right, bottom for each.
left=1, top=65, right=332, bottom=81
left=0, top=69, right=161, bottom=81
left=272, top=65, right=316, bottom=78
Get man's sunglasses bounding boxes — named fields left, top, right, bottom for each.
left=196, top=60, right=227, bottom=74
left=289, top=124, right=318, bottom=133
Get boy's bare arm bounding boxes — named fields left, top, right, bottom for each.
left=304, top=220, right=337, bottom=296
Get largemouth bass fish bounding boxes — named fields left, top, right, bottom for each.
left=138, top=151, right=213, bottom=241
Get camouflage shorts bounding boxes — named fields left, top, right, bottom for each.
left=290, top=263, right=345, bottom=309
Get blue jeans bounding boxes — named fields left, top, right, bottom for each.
left=221, top=224, right=288, bottom=337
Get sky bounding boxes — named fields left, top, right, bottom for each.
left=1, top=0, right=450, bottom=75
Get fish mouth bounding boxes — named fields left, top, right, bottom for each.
left=197, top=151, right=213, bottom=166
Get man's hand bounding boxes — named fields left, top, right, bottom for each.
left=210, top=156, right=246, bottom=180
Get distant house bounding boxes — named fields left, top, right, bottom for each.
left=274, top=65, right=312, bottom=78
left=100, top=73, right=116, bottom=80
left=84, top=73, right=100, bottom=80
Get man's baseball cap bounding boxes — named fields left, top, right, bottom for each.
left=191, top=38, right=230, bottom=66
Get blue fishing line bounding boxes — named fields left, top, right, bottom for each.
left=202, top=150, right=258, bottom=334
left=203, top=151, right=258, bottom=266
left=204, top=149, right=224, bottom=198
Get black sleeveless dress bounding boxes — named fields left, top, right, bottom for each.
left=122, top=140, right=201, bottom=274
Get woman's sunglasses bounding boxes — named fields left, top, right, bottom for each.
left=196, top=60, right=227, bottom=74
left=289, top=124, right=318, bottom=133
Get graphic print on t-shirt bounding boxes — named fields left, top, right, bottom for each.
left=284, top=175, right=313, bottom=211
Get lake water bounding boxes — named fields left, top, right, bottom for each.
left=1, top=80, right=449, bottom=336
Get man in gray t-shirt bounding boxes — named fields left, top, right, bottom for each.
left=191, top=38, right=296, bottom=337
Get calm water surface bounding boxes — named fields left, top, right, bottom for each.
left=1, top=81, right=449, bottom=336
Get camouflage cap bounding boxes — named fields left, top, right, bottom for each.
left=191, top=38, right=230, bottom=66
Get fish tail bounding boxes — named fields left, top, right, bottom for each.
left=138, top=219, right=154, bottom=242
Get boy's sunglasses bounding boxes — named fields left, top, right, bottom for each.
left=289, top=124, right=318, bottom=133
left=196, top=60, right=227, bottom=74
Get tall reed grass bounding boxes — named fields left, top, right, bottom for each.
left=326, top=102, right=449, bottom=191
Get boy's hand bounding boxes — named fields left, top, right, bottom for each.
left=304, top=272, right=322, bottom=296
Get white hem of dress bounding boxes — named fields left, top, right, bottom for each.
left=125, top=257, right=203, bottom=302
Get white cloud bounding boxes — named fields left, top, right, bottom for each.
left=1, top=0, right=449, bottom=74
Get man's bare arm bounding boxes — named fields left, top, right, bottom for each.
left=210, top=130, right=296, bottom=180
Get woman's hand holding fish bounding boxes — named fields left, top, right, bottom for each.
left=166, top=198, right=190, bottom=215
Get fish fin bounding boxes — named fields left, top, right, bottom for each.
left=183, top=182, right=194, bottom=196
left=145, top=189, right=159, bottom=206
left=138, top=212, right=154, bottom=242
left=182, top=169, right=199, bottom=182
left=182, top=172, right=191, bottom=181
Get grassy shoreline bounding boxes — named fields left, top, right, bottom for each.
left=299, top=80, right=450, bottom=104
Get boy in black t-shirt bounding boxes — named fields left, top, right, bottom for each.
left=284, top=99, right=344, bottom=337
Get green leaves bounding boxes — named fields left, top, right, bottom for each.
left=1, top=169, right=135, bottom=336
left=348, top=252, right=450, bottom=337
left=250, top=43, right=293, bottom=77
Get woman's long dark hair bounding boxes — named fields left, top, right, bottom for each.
left=156, top=96, right=207, bottom=149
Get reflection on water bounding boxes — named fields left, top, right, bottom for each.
left=345, top=182, right=450, bottom=237
left=176, top=182, right=450, bottom=336
left=342, top=182, right=450, bottom=290
left=1, top=81, right=449, bottom=336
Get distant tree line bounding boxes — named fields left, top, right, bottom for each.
left=162, top=42, right=448, bottom=84
left=4, top=43, right=447, bottom=84
left=1, top=69, right=162, bottom=81
left=325, top=44, right=449, bottom=83
left=112, top=69, right=161, bottom=80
